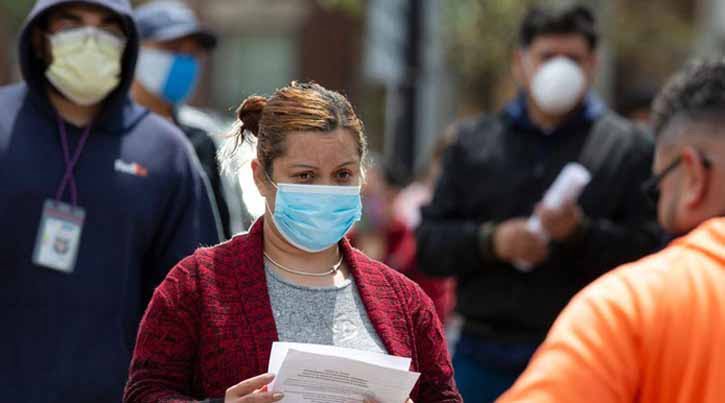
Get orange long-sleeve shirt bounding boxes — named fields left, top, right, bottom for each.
left=498, top=218, right=725, bottom=403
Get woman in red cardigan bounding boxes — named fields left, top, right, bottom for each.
left=123, top=82, right=461, bottom=403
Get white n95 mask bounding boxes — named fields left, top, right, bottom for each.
left=45, top=27, right=126, bottom=106
left=530, top=56, right=586, bottom=115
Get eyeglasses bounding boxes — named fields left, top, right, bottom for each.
left=641, top=152, right=712, bottom=205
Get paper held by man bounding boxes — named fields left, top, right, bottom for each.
left=268, top=342, right=421, bottom=403
left=515, top=162, right=592, bottom=271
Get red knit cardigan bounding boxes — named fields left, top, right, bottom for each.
left=124, top=218, right=461, bottom=403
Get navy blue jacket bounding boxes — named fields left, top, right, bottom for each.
left=0, top=1, right=221, bottom=401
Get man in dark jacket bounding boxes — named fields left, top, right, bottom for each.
left=417, top=4, right=660, bottom=402
left=131, top=0, right=231, bottom=238
left=0, top=0, right=221, bottom=401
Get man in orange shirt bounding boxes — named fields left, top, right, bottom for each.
left=498, top=59, right=725, bottom=403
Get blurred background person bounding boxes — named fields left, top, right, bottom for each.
left=0, top=0, right=220, bottom=401
left=394, top=127, right=457, bottom=230
left=351, top=153, right=456, bottom=325
left=618, top=85, right=658, bottom=129
left=132, top=0, right=233, bottom=238
left=499, top=58, right=725, bottom=403
left=417, top=4, right=661, bottom=401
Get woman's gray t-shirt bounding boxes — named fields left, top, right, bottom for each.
left=264, top=260, right=387, bottom=354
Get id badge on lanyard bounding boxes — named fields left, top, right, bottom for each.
left=32, top=116, right=91, bottom=273
left=32, top=200, right=85, bottom=273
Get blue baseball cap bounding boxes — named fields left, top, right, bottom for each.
left=134, top=0, right=217, bottom=50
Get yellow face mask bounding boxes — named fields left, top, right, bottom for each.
left=45, top=27, right=126, bottom=106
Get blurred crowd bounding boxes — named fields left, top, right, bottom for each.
left=1, top=1, right=724, bottom=403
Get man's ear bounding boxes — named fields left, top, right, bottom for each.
left=582, top=50, right=599, bottom=87
left=251, top=159, right=271, bottom=199
left=31, top=26, right=51, bottom=64
left=680, top=146, right=709, bottom=209
left=512, top=49, right=526, bottom=84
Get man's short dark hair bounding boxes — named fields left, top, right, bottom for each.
left=652, top=59, right=725, bottom=137
left=519, top=3, right=598, bottom=50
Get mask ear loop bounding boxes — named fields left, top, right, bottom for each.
left=263, top=169, right=278, bottom=215
left=262, top=168, right=278, bottom=189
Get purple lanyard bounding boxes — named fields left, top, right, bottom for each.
left=55, top=115, right=92, bottom=206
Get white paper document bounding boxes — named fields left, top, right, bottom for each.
left=516, top=162, right=592, bottom=272
left=527, top=162, right=592, bottom=237
left=269, top=342, right=412, bottom=374
left=268, top=342, right=420, bottom=403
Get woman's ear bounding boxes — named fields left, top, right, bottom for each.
left=251, top=159, right=271, bottom=199
left=680, top=146, right=709, bottom=209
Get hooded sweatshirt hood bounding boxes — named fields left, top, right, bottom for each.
left=18, top=0, right=140, bottom=131
left=0, top=3, right=221, bottom=402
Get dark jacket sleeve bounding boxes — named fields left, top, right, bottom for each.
left=186, top=129, right=231, bottom=239
left=410, top=285, right=463, bottom=403
left=417, top=117, right=661, bottom=280
left=125, top=255, right=206, bottom=403
left=142, top=144, right=221, bottom=304
left=559, top=129, right=661, bottom=280
left=416, top=131, right=495, bottom=277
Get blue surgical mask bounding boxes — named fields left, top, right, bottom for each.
left=135, top=47, right=200, bottom=105
left=267, top=180, right=363, bottom=253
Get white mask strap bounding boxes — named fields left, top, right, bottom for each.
left=264, top=170, right=279, bottom=190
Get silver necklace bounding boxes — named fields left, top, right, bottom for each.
left=263, top=250, right=344, bottom=277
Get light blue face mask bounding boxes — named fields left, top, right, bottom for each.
left=267, top=180, right=363, bottom=253
left=135, top=47, right=200, bottom=105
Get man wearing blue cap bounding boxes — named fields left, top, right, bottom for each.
left=132, top=0, right=233, bottom=238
